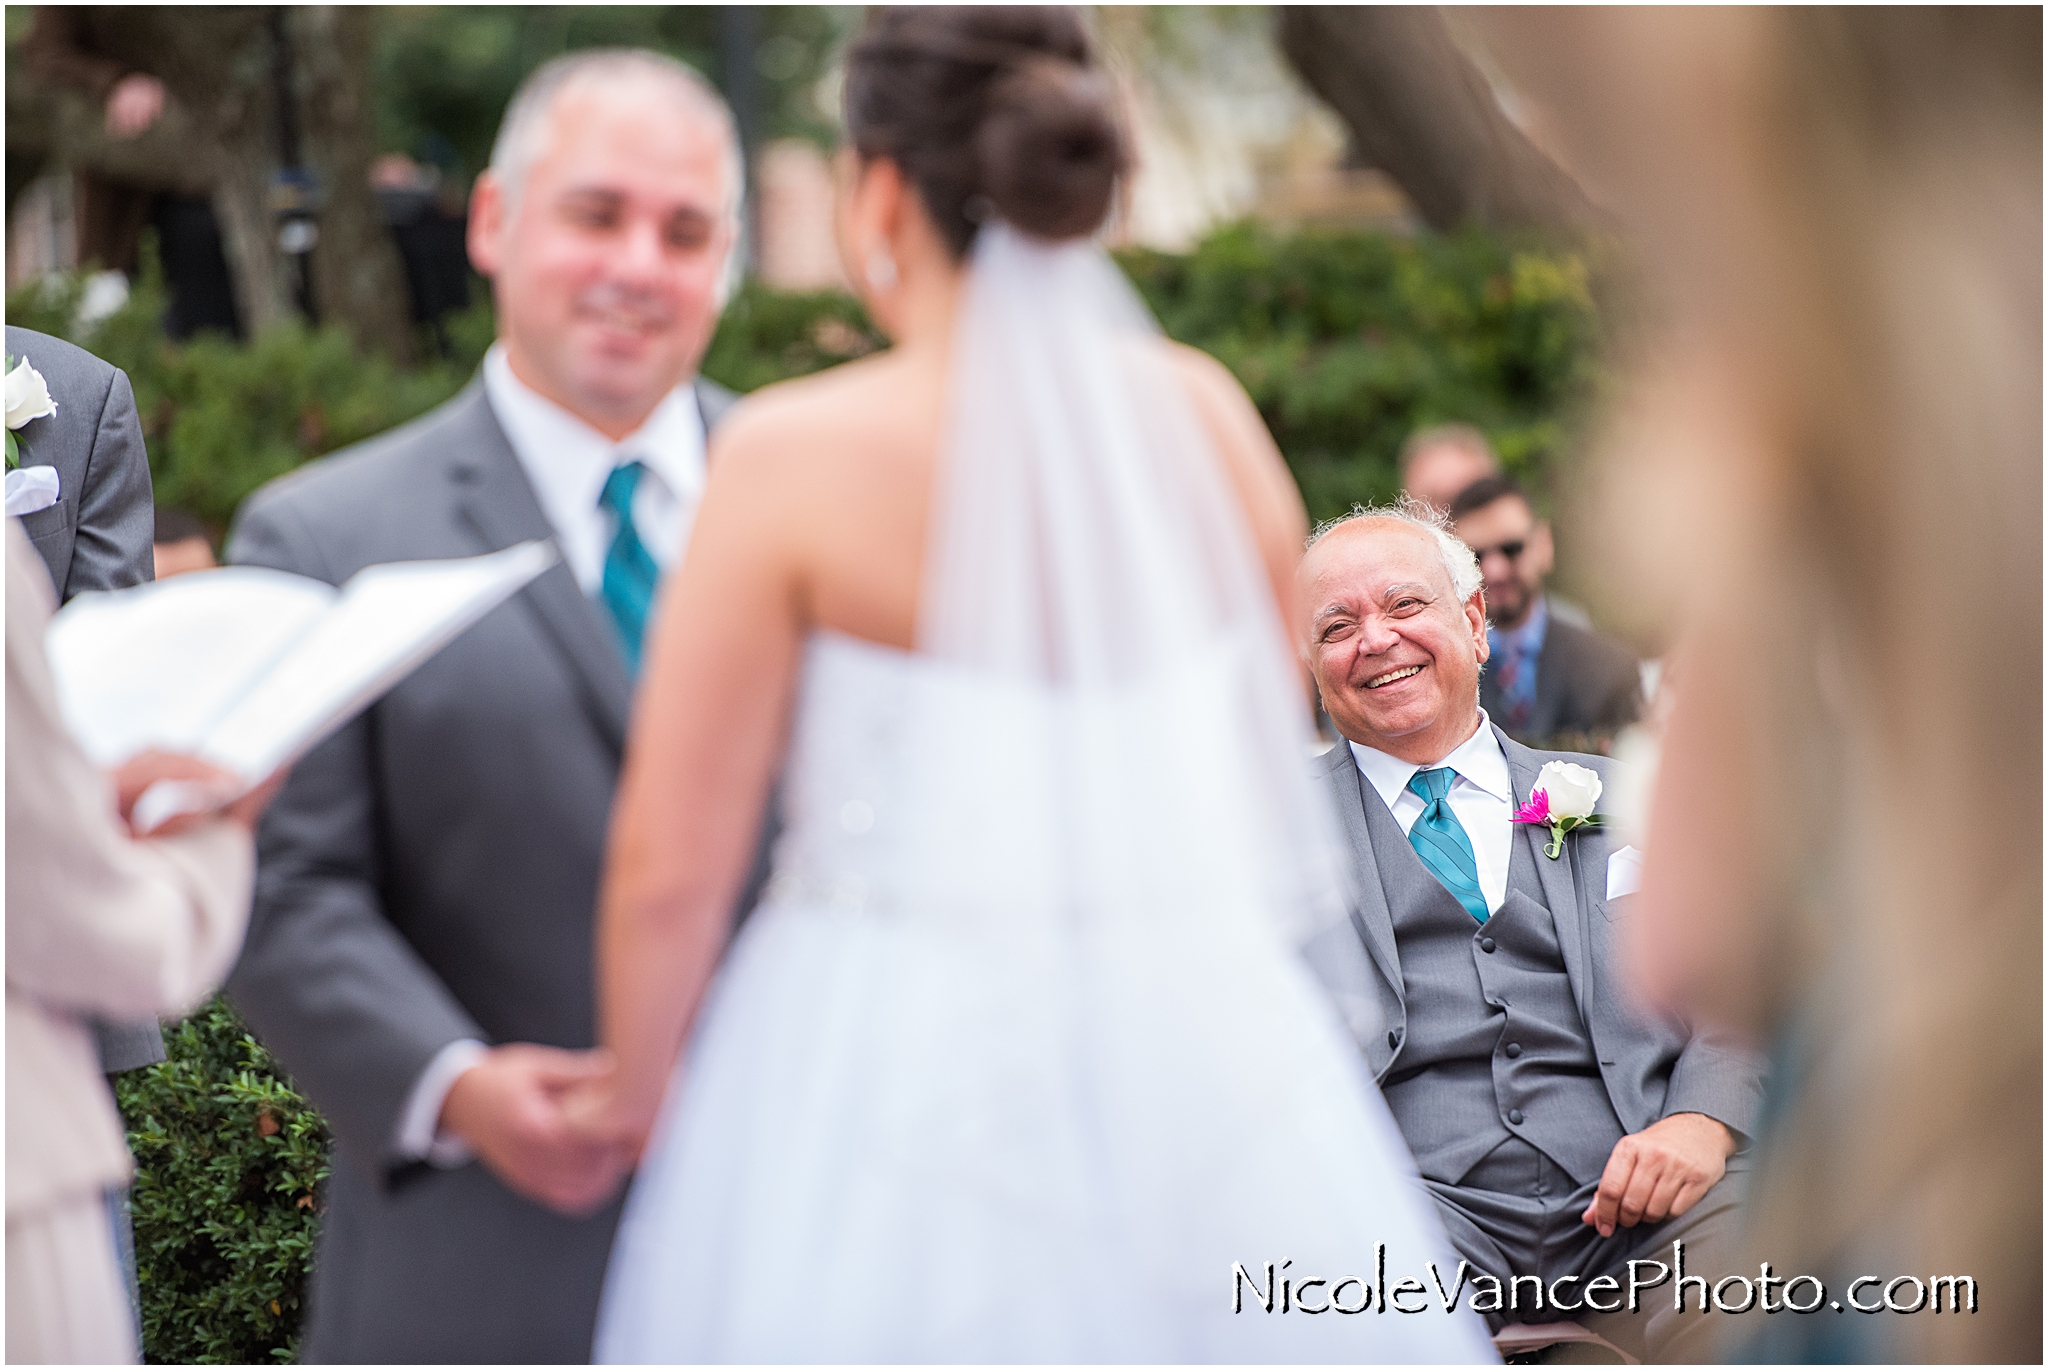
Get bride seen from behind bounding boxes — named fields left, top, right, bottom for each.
left=572, top=7, right=1494, bottom=1361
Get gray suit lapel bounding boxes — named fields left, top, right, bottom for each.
left=1322, top=744, right=1403, bottom=1003
left=442, top=385, right=634, bottom=755
left=1499, top=727, right=1595, bottom=1024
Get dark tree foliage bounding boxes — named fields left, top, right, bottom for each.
left=372, top=5, right=853, bottom=187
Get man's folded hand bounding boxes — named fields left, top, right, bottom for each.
left=1581, top=1111, right=1736, bottom=1237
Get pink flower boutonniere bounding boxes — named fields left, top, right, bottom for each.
left=1512, top=760, right=1605, bottom=859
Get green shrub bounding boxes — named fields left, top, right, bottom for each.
left=114, top=998, right=329, bottom=1365
left=1121, top=222, right=1604, bottom=521
left=7, top=223, right=1600, bottom=534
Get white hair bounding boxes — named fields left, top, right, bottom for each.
left=1305, top=496, right=1484, bottom=603
left=489, top=49, right=748, bottom=295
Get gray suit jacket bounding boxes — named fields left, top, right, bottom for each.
left=1480, top=612, right=1643, bottom=743
left=224, top=377, right=746, bottom=1363
left=6, top=325, right=166, bottom=1074
left=1302, top=726, right=1765, bottom=1145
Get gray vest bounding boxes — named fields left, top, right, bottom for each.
left=1364, top=784, right=1625, bottom=1187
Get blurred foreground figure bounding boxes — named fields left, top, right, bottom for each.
left=1481, top=8, right=2041, bottom=1360
left=4, top=522, right=265, bottom=1363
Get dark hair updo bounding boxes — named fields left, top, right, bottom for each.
left=843, top=7, right=1129, bottom=258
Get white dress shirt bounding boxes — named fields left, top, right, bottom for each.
left=482, top=342, right=707, bottom=593
left=393, top=346, right=710, bottom=1166
left=1348, top=710, right=1514, bottom=915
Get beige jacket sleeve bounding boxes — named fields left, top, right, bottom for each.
left=5, top=520, right=254, bottom=1022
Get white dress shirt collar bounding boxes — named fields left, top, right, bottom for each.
left=1347, top=710, right=1516, bottom=915
left=1347, top=710, right=1513, bottom=813
left=480, top=343, right=706, bottom=591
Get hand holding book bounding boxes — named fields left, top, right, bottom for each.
left=47, top=542, right=557, bottom=832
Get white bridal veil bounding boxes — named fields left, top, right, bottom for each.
left=921, top=222, right=1351, bottom=944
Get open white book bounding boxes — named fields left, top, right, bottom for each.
left=46, top=541, right=557, bottom=830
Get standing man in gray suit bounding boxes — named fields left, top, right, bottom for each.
left=225, top=51, right=748, bottom=1361
left=1295, top=504, right=1765, bottom=1362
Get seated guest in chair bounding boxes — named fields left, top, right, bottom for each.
left=1295, top=503, right=1765, bottom=1362
left=1450, top=474, right=1642, bottom=743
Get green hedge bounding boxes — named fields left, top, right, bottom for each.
left=7, top=223, right=1598, bottom=535
left=114, top=998, right=329, bottom=1364
left=1121, top=222, right=1603, bottom=520
left=26, top=221, right=1600, bottom=1362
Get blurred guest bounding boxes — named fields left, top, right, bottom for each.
left=1398, top=422, right=1498, bottom=515
left=1402, top=426, right=1594, bottom=631
left=5, top=520, right=271, bottom=1363
left=151, top=506, right=216, bottom=579
left=1480, top=7, right=2040, bottom=1360
left=1451, top=474, right=1640, bottom=742
left=224, top=50, right=756, bottom=1360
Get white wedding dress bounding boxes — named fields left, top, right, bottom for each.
left=593, top=227, right=1495, bottom=1364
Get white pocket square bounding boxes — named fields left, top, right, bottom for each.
left=1606, top=844, right=1645, bottom=900
left=5, top=466, right=59, bottom=516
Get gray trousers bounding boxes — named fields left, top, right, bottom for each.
left=1426, top=1139, right=1751, bottom=1363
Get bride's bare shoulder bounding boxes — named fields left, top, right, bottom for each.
left=1156, top=338, right=1308, bottom=546
left=707, top=352, right=922, bottom=475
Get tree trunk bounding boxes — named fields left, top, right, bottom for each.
left=167, top=11, right=299, bottom=338
left=11, top=6, right=413, bottom=355
left=286, top=6, right=415, bottom=363
left=209, top=139, right=299, bottom=338
left=1277, top=6, right=1595, bottom=235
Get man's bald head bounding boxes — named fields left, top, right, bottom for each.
left=1299, top=502, right=1490, bottom=764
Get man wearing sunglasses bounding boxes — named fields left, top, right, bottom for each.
left=1450, top=475, right=1642, bottom=743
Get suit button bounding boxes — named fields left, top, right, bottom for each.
left=1507, top=1109, right=1524, bottom=1125
left=1386, top=1030, right=1401, bottom=1050
left=1506, top=1042, right=1523, bottom=1058
left=1479, top=937, right=1496, bottom=953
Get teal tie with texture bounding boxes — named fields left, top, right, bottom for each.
left=1406, top=767, right=1489, bottom=924
left=598, top=460, right=658, bottom=676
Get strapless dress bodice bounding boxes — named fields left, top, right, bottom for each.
left=760, top=629, right=1064, bottom=925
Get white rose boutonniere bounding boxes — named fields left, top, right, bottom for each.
left=1511, top=759, right=1605, bottom=858
left=5, top=353, right=59, bottom=469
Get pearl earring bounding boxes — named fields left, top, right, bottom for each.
left=866, top=247, right=897, bottom=291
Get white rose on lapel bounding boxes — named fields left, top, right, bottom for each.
left=5, top=353, right=59, bottom=470
left=1512, top=759, right=1605, bottom=858
left=1537, top=761, right=1602, bottom=819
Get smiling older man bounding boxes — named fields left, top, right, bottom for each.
left=1296, top=501, right=1765, bottom=1361
left=222, top=50, right=757, bottom=1361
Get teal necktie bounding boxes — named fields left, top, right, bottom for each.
left=1406, top=767, right=1489, bottom=924
left=598, top=460, right=658, bottom=676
